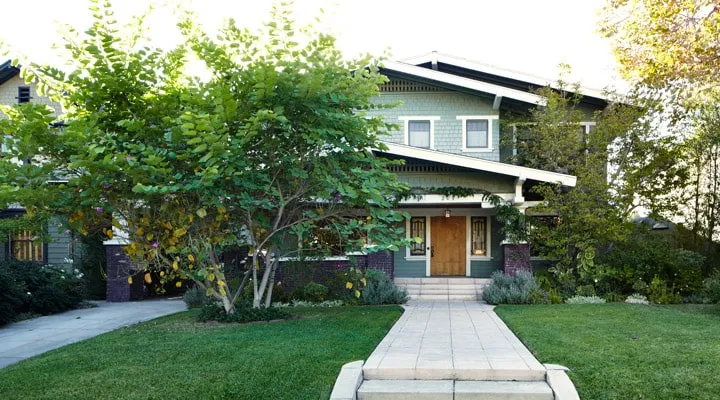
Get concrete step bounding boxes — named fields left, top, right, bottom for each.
left=358, top=380, right=453, bottom=400
left=455, top=381, right=553, bottom=400
left=409, top=294, right=479, bottom=301
left=357, top=380, right=553, bottom=400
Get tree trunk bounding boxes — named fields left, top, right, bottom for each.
left=264, top=256, right=279, bottom=308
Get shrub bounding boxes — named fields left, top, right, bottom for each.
left=482, top=270, right=538, bottom=305
left=625, top=293, right=649, bottom=304
left=647, top=275, right=681, bottom=304
left=0, top=266, right=27, bottom=325
left=197, top=302, right=291, bottom=323
left=361, top=271, right=408, bottom=305
left=183, top=286, right=210, bottom=309
left=703, top=270, right=720, bottom=304
left=576, top=284, right=596, bottom=297
left=303, top=282, right=329, bottom=303
left=529, top=288, right=562, bottom=304
left=566, top=295, right=606, bottom=304
left=0, top=261, right=86, bottom=324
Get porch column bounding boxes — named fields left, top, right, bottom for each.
left=501, top=242, right=531, bottom=276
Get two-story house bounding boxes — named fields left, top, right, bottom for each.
left=0, top=60, right=75, bottom=268
left=360, top=53, right=608, bottom=285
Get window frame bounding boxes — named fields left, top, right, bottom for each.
left=405, top=216, right=428, bottom=259
left=457, top=115, right=498, bottom=153
left=8, top=230, right=47, bottom=263
left=399, top=116, right=440, bottom=149
left=467, top=216, right=491, bottom=260
left=17, top=86, right=31, bottom=104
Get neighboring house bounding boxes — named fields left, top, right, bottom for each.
left=0, top=60, right=75, bottom=268
left=355, top=52, right=608, bottom=279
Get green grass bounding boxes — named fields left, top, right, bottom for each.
left=496, top=303, right=720, bottom=400
left=0, top=306, right=402, bottom=400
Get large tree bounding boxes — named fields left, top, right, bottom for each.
left=600, top=0, right=720, bottom=102
left=509, top=81, right=687, bottom=291
left=0, top=0, right=410, bottom=313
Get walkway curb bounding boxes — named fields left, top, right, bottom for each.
left=329, top=360, right=364, bottom=400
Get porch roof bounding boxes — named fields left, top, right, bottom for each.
left=377, top=142, right=577, bottom=187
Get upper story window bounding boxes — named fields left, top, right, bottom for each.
left=17, top=86, right=31, bottom=104
left=400, top=116, right=439, bottom=149
left=457, top=115, right=498, bottom=153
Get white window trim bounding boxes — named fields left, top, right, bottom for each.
left=399, top=116, right=440, bottom=150
left=457, top=115, right=498, bottom=153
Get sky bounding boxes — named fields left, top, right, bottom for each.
left=0, top=0, right=625, bottom=91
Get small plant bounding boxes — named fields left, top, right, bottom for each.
left=361, top=271, right=408, bottom=305
left=566, top=295, right=606, bottom=304
left=703, top=270, right=720, bottom=304
left=483, top=270, right=539, bottom=305
left=272, top=299, right=344, bottom=308
left=625, top=293, right=649, bottom=304
left=183, top=286, right=210, bottom=309
left=303, top=282, right=329, bottom=303
left=197, top=302, right=291, bottom=323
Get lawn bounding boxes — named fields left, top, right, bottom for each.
left=496, top=303, right=720, bottom=400
left=0, top=306, right=402, bottom=400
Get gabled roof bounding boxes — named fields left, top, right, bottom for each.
left=382, top=60, right=546, bottom=106
left=377, top=141, right=577, bottom=187
left=0, top=60, right=20, bottom=86
left=388, top=52, right=609, bottom=107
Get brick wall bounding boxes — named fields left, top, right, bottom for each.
left=502, top=243, right=531, bottom=276
left=105, top=245, right=144, bottom=302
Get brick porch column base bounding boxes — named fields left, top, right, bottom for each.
left=502, top=242, right=531, bottom=276
left=105, top=244, right=144, bottom=302
left=366, top=250, right=394, bottom=278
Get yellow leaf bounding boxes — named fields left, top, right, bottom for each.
left=219, top=287, right=227, bottom=296
left=146, top=233, right=154, bottom=241
left=361, top=277, right=367, bottom=287
left=346, top=281, right=353, bottom=289
left=354, top=289, right=361, bottom=298
left=160, top=271, right=165, bottom=277
left=144, top=273, right=152, bottom=284
left=136, top=227, right=144, bottom=236
left=175, top=281, right=182, bottom=288
left=105, top=229, right=113, bottom=239
left=127, top=276, right=133, bottom=284
left=173, top=228, right=187, bottom=237
left=172, top=261, right=179, bottom=270
left=188, top=254, right=195, bottom=262
left=218, top=280, right=226, bottom=287
left=207, top=272, right=215, bottom=282
left=196, top=208, right=207, bottom=218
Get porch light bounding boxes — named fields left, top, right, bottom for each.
left=444, top=208, right=451, bottom=218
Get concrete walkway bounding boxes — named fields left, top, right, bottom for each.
left=363, top=300, right=546, bottom=381
left=0, top=299, right=186, bottom=369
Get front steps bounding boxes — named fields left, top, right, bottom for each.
left=357, top=380, right=554, bottom=400
left=394, top=277, right=491, bottom=301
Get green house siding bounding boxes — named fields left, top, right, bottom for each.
left=368, top=91, right=500, bottom=161
left=393, top=249, right=426, bottom=277
left=46, top=217, right=74, bottom=269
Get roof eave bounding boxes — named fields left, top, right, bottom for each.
left=377, top=141, right=577, bottom=187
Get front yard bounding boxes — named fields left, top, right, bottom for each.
left=496, top=303, right=720, bottom=400
left=0, top=306, right=402, bottom=400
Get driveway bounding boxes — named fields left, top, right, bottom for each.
left=0, top=299, right=186, bottom=369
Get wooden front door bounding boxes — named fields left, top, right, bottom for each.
left=430, top=216, right=466, bottom=276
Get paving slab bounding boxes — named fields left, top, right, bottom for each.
left=362, top=300, right=547, bottom=381
left=0, top=299, right=186, bottom=369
